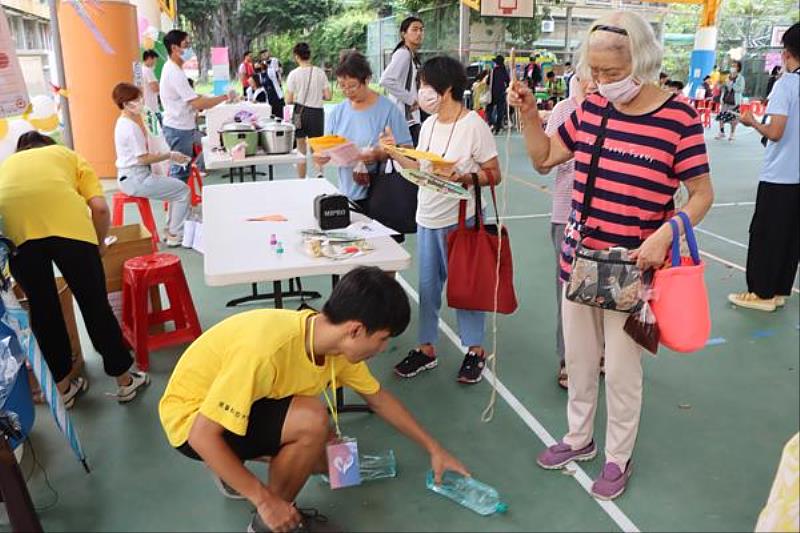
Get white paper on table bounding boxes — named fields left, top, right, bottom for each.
left=344, top=219, right=400, bottom=239
left=324, top=142, right=362, bottom=167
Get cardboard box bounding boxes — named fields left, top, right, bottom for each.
left=103, top=224, right=154, bottom=292
left=13, top=278, right=84, bottom=401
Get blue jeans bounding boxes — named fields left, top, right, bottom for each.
left=163, top=126, right=195, bottom=182
left=417, top=222, right=485, bottom=347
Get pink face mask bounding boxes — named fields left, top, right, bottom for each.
left=596, top=74, right=642, bottom=104
left=417, top=85, right=442, bottom=114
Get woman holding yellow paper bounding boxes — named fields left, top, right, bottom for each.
left=383, top=55, right=502, bottom=385
left=313, top=52, right=412, bottom=210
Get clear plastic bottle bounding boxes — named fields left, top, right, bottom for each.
left=425, top=470, right=508, bottom=516
left=360, top=449, right=397, bottom=481
left=320, top=449, right=397, bottom=485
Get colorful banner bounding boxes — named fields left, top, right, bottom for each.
left=0, top=10, right=30, bottom=118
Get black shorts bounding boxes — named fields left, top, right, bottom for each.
left=176, top=396, right=293, bottom=461
left=295, top=106, right=324, bottom=139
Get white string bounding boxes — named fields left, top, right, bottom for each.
left=480, top=77, right=515, bottom=423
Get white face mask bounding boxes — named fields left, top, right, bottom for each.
left=596, top=74, right=642, bottom=104
left=180, top=47, right=194, bottom=62
left=125, top=100, right=144, bottom=115
left=417, top=85, right=442, bottom=114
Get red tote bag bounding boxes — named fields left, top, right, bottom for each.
left=651, top=211, right=711, bottom=353
left=446, top=174, right=518, bottom=315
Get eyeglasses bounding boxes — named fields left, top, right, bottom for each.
left=338, top=81, right=363, bottom=93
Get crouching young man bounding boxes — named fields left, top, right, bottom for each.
left=158, top=267, right=469, bottom=532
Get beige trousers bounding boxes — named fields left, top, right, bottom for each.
left=561, top=289, right=644, bottom=468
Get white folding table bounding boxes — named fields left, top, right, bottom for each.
left=203, top=179, right=412, bottom=412
left=203, top=179, right=411, bottom=306
left=202, top=137, right=305, bottom=183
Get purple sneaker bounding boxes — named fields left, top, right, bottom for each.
left=536, top=440, right=597, bottom=470
left=591, top=461, right=633, bottom=500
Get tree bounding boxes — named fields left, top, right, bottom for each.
left=179, top=0, right=220, bottom=82
left=179, top=0, right=339, bottom=79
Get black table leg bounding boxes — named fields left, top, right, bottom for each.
left=268, top=165, right=274, bottom=181
left=250, top=165, right=257, bottom=181
left=228, top=169, right=234, bottom=184
left=225, top=281, right=321, bottom=307
left=273, top=280, right=283, bottom=309
left=328, top=273, right=372, bottom=414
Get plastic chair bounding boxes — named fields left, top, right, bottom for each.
left=112, top=192, right=160, bottom=252
left=120, top=253, right=201, bottom=371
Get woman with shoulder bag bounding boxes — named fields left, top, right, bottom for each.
left=286, top=42, right=331, bottom=179
left=313, top=52, right=413, bottom=212
left=382, top=56, right=502, bottom=386
left=715, top=60, right=745, bottom=142
left=380, top=16, right=424, bottom=146
left=510, top=11, right=713, bottom=499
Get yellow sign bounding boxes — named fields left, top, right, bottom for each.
left=462, top=0, right=480, bottom=10
left=158, top=0, right=177, bottom=21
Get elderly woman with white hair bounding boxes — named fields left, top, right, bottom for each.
left=511, top=11, right=714, bottom=499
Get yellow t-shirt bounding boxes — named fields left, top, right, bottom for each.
left=158, top=309, right=381, bottom=447
left=0, top=145, right=103, bottom=247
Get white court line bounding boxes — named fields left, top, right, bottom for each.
left=488, top=213, right=552, bottom=221
left=395, top=274, right=641, bottom=533
left=699, top=250, right=800, bottom=295
left=695, top=227, right=749, bottom=250
left=710, top=201, right=755, bottom=208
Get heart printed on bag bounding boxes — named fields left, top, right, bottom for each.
left=333, top=453, right=354, bottom=474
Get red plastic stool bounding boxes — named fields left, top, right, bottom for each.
left=112, top=192, right=160, bottom=252
left=701, top=107, right=712, bottom=128
left=121, top=253, right=201, bottom=371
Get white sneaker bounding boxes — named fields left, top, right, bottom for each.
left=776, top=295, right=789, bottom=307
left=117, top=371, right=150, bottom=403
left=164, top=232, right=182, bottom=247
left=63, top=376, right=89, bottom=409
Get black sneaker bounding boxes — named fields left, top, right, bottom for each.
left=394, top=349, right=438, bottom=378
left=457, top=351, right=485, bottom=384
left=247, top=505, right=325, bottom=533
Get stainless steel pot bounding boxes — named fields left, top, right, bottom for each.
left=259, top=119, right=295, bottom=154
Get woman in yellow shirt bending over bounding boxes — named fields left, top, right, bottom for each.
left=0, top=132, right=149, bottom=408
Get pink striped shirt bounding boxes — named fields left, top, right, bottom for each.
left=556, top=93, right=710, bottom=281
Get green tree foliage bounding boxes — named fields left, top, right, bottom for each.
left=257, top=8, right=374, bottom=73
left=307, top=9, right=375, bottom=68
left=179, top=0, right=339, bottom=79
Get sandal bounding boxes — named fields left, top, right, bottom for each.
left=600, top=357, right=606, bottom=376
left=558, top=363, right=568, bottom=390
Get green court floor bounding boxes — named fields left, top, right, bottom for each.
left=6, top=124, right=798, bottom=532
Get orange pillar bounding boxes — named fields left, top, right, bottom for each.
left=58, top=0, right=139, bottom=178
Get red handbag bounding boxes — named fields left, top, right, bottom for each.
left=446, top=173, right=518, bottom=314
